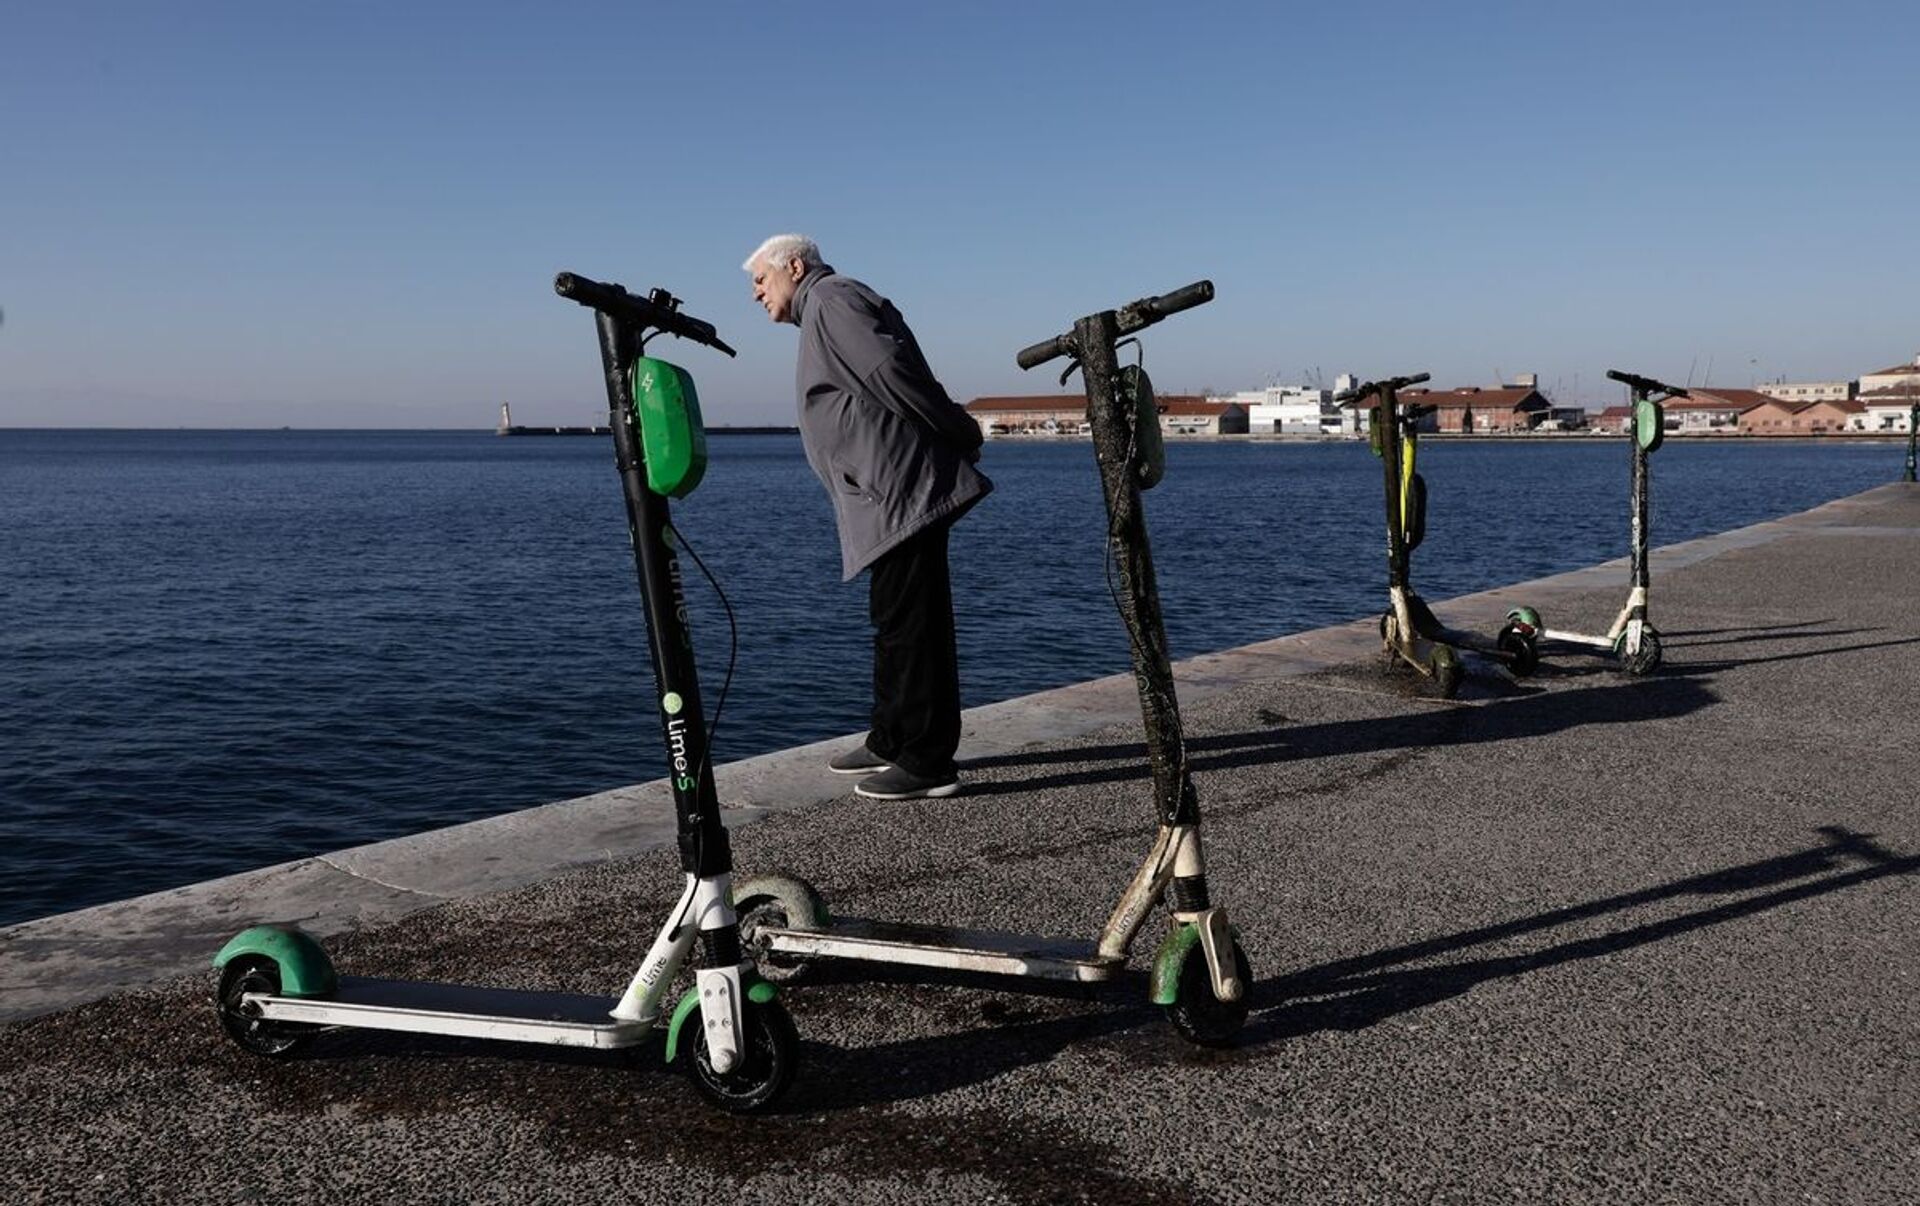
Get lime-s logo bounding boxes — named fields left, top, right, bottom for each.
left=662, top=692, right=683, bottom=715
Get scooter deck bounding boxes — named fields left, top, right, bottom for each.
left=762, top=918, right=1124, bottom=982
left=250, top=976, right=653, bottom=1049
left=1538, top=627, right=1615, bottom=651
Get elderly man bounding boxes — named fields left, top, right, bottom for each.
left=744, top=234, right=992, bottom=799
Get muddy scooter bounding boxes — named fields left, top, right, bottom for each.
left=730, top=281, right=1252, bottom=1046
left=211, top=273, right=799, bottom=1113
left=1336, top=373, right=1541, bottom=699
left=1905, top=400, right=1917, bottom=483
left=1505, top=369, right=1685, bottom=675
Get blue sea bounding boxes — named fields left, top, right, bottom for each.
left=0, top=429, right=1899, bottom=925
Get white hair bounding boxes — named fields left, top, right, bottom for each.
left=742, top=233, right=822, bottom=273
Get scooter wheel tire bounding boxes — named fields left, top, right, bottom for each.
left=1618, top=626, right=1663, bottom=676
left=736, top=895, right=814, bottom=985
left=1164, top=938, right=1253, bottom=1048
left=1497, top=625, right=1540, bottom=677
left=687, top=997, right=800, bottom=1114
left=216, top=956, right=314, bottom=1059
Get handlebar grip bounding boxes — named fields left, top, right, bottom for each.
left=1017, top=334, right=1072, bottom=371
left=1393, top=372, right=1431, bottom=390
left=1145, top=280, right=1214, bottom=317
left=555, top=271, right=622, bottom=309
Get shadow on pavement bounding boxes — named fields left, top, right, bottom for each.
left=800, top=826, right=1915, bottom=1108
left=1244, top=825, right=1917, bottom=1043
left=961, top=675, right=1720, bottom=797
left=209, top=827, right=1914, bottom=1120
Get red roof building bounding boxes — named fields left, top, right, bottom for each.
left=1736, top=397, right=1865, bottom=435
left=1399, top=386, right=1550, bottom=433
left=965, top=394, right=1248, bottom=436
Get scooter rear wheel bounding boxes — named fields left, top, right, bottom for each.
left=1497, top=624, right=1540, bottom=677
left=1164, top=939, right=1253, bottom=1047
left=737, top=895, right=814, bottom=985
left=686, top=997, right=800, bottom=1114
left=216, top=956, right=314, bottom=1059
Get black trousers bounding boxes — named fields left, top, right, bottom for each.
left=864, top=521, right=960, bottom=780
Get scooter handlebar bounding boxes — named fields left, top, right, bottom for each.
left=1606, top=368, right=1687, bottom=399
left=554, top=272, right=738, bottom=357
left=1016, top=279, right=1215, bottom=371
left=1334, top=372, right=1430, bottom=405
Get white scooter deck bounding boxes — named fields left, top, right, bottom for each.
left=760, top=918, right=1125, bottom=982
left=249, top=977, right=653, bottom=1049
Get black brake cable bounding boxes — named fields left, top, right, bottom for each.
left=665, top=521, right=738, bottom=804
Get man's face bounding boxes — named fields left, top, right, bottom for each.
left=750, top=255, right=805, bottom=323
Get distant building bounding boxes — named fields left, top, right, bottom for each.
left=965, top=394, right=1247, bottom=437
left=1757, top=380, right=1855, bottom=404
left=1855, top=354, right=1920, bottom=433
left=1857, top=354, right=1920, bottom=397
left=1213, top=385, right=1336, bottom=434
left=1657, top=388, right=1775, bottom=432
left=1591, top=405, right=1633, bottom=434
left=1159, top=398, right=1250, bottom=435
left=1735, top=397, right=1864, bottom=435
left=964, top=395, right=1086, bottom=436
left=1400, top=385, right=1551, bottom=433
left=1857, top=386, right=1919, bottom=433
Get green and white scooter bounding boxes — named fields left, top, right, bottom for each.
left=1505, top=369, right=1685, bottom=675
left=1337, top=373, right=1541, bottom=699
left=731, top=281, right=1252, bottom=1046
left=211, top=272, right=799, bottom=1113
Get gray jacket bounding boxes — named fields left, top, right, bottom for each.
left=789, top=268, right=992, bottom=579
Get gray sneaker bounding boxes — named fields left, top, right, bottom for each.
left=854, top=765, right=961, bottom=800
left=829, top=744, right=893, bottom=776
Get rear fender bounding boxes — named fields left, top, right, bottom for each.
left=212, top=925, right=338, bottom=997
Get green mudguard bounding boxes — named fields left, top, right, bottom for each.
left=212, top=925, right=338, bottom=997
left=665, top=978, right=778, bottom=1064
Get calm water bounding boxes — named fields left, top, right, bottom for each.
left=0, top=429, right=1899, bottom=924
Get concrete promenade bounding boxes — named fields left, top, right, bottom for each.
left=2, top=482, right=1915, bottom=1204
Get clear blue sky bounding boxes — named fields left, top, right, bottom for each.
left=3, top=1, right=1915, bottom=427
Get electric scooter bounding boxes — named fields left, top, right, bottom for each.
left=211, top=272, right=799, bottom=1114
left=1336, top=373, right=1541, bottom=700
left=1505, top=369, right=1685, bottom=675
left=730, top=281, right=1252, bottom=1046
left=1904, top=399, right=1917, bottom=483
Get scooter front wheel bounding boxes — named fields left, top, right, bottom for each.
left=216, top=956, right=315, bottom=1059
left=1164, top=938, right=1253, bottom=1047
left=685, top=997, right=800, bottom=1114
left=1617, top=625, right=1663, bottom=675
left=1427, top=644, right=1463, bottom=698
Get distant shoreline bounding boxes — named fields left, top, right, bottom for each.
left=987, top=430, right=1912, bottom=443
left=496, top=424, right=798, bottom=437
